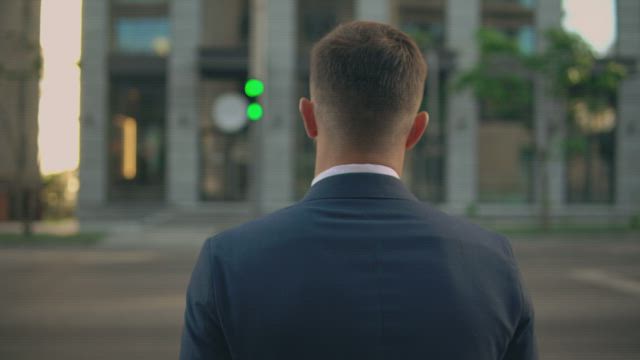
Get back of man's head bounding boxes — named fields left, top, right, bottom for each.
left=310, top=21, right=427, bottom=151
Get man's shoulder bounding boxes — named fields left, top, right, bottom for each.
left=203, top=203, right=308, bottom=252
left=208, top=199, right=512, bottom=259
left=403, top=200, right=516, bottom=263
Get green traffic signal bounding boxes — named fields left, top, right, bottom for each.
left=247, top=102, right=263, bottom=121
left=244, top=79, right=264, bottom=98
left=245, top=79, right=264, bottom=121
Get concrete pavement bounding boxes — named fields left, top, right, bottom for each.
left=0, top=232, right=639, bottom=359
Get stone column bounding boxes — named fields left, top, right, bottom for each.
left=250, top=0, right=297, bottom=214
left=534, top=0, right=565, bottom=214
left=167, top=0, right=201, bottom=206
left=616, top=0, right=640, bottom=212
left=78, top=0, right=109, bottom=207
left=445, top=0, right=480, bottom=213
left=355, top=0, right=390, bottom=23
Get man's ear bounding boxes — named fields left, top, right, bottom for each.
left=299, top=97, right=318, bottom=139
left=405, top=111, right=429, bottom=150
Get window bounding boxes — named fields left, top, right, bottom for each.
left=484, top=0, right=535, bottom=8
left=479, top=2, right=536, bottom=203
left=110, top=0, right=170, bottom=56
left=113, top=0, right=167, bottom=4
left=482, top=0, right=535, bottom=54
left=566, top=104, right=617, bottom=203
left=477, top=117, right=535, bottom=203
left=298, top=0, right=354, bottom=48
left=405, top=72, right=447, bottom=203
left=517, top=26, right=535, bottom=54
left=398, top=2, right=445, bottom=49
left=199, top=79, right=250, bottom=201
left=114, top=18, right=170, bottom=55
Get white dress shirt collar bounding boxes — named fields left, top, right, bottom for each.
left=311, top=163, right=400, bottom=186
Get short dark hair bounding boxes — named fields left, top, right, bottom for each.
left=310, top=21, right=427, bottom=150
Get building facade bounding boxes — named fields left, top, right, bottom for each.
left=79, top=0, right=640, bottom=223
left=0, top=0, right=42, bottom=221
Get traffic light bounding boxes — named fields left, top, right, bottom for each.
left=244, top=79, right=264, bottom=121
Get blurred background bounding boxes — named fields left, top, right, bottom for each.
left=0, top=0, right=638, bottom=359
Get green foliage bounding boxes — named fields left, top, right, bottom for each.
left=538, top=29, right=626, bottom=114
left=456, top=28, right=533, bottom=121
left=458, top=67, right=533, bottom=120
left=476, top=28, right=521, bottom=57
left=456, top=27, right=628, bottom=121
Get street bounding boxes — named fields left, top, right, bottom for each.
left=1, top=233, right=639, bottom=359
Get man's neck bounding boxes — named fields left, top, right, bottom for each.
left=313, top=149, right=405, bottom=178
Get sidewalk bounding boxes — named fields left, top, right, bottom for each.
left=0, top=220, right=80, bottom=236
left=96, top=223, right=217, bottom=249
left=2, top=214, right=637, bottom=250
left=0, top=209, right=250, bottom=249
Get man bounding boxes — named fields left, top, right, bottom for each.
left=180, top=21, right=537, bottom=360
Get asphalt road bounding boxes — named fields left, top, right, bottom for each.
left=1, top=234, right=639, bottom=360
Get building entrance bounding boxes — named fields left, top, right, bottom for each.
left=108, top=77, right=166, bottom=201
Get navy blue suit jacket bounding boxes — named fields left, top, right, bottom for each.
left=180, top=173, right=537, bottom=359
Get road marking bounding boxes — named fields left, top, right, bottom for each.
left=570, top=268, right=640, bottom=298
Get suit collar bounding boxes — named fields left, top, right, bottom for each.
left=302, top=172, right=418, bottom=202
